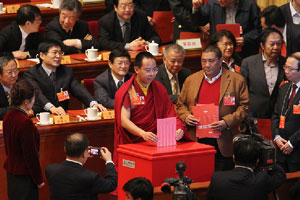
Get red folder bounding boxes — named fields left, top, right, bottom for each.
left=216, top=24, right=241, bottom=52
left=153, top=11, right=174, bottom=43
left=192, top=104, right=221, bottom=139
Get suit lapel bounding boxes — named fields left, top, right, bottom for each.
left=108, top=69, right=118, bottom=95
left=114, top=14, right=124, bottom=42
left=271, top=57, right=285, bottom=98
left=256, top=54, right=271, bottom=97
left=286, top=84, right=300, bottom=116
left=0, top=85, right=9, bottom=107
left=160, top=65, right=172, bottom=94
left=193, top=71, right=204, bottom=103
left=219, top=70, right=230, bottom=103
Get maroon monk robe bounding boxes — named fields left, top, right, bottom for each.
left=114, top=73, right=193, bottom=165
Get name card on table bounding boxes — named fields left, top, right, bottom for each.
left=102, top=110, right=115, bottom=119
left=176, top=38, right=202, bottom=51
left=6, top=5, right=20, bottom=14
left=53, top=115, right=70, bottom=124
left=0, top=121, right=2, bottom=130
left=61, top=56, right=71, bottom=64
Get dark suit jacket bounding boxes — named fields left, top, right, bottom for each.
left=272, top=82, right=300, bottom=164
left=0, top=84, right=10, bottom=120
left=169, top=0, right=200, bottom=42
left=98, top=10, right=161, bottom=51
left=280, top=3, right=300, bottom=57
left=94, top=69, right=132, bottom=109
left=240, top=53, right=286, bottom=119
left=0, top=22, right=42, bottom=58
left=105, top=0, right=170, bottom=17
left=45, top=160, right=117, bottom=200
left=207, top=165, right=286, bottom=200
left=23, top=63, right=95, bottom=113
left=155, top=63, right=192, bottom=103
left=191, top=0, right=262, bottom=58
left=45, top=17, right=97, bottom=55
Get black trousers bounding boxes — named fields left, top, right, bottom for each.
left=7, top=172, right=39, bottom=200
left=198, top=138, right=234, bottom=171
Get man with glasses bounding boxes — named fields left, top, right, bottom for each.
left=24, top=40, right=106, bottom=115
left=94, top=48, right=133, bottom=109
left=0, top=5, right=42, bottom=59
left=240, top=28, right=286, bottom=119
left=45, top=0, right=98, bottom=55
left=155, top=44, right=192, bottom=104
left=272, top=53, right=300, bottom=172
left=114, top=52, right=192, bottom=165
left=0, top=54, right=21, bottom=119
left=176, top=45, right=249, bottom=171
left=98, top=0, right=161, bottom=51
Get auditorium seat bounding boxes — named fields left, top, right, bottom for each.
left=81, top=78, right=95, bottom=96
left=88, top=20, right=99, bottom=40
left=153, top=11, right=174, bottom=44
left=39, top=26, right=45, bottom=37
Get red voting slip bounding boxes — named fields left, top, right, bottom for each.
left=157, top=117, right=177, bottom=147
left=152, top=11, right=174, bottom=43
left=192, top=104, right=220, bottom=139
left=216, top=24, right=241, bottom=52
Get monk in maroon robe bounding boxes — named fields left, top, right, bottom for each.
left=114, top=52, right=193, bottom=165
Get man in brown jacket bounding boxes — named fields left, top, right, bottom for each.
left=176, top=45, right=249, bottom=171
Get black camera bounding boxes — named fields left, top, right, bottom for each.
left=161, top=162, right=198, bottom=200
left=236, top=118, right=276, bottom=171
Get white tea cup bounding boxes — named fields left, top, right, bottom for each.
left=36, top=112, right=50, bottom=125
left=85, top=47, right=98, bottom=61
left=145, top=41, right=159, bottom=55
left=84, top=108, right=98, bottom=120
left=0, top=3, right=3, bottom=13
left=51, top=0, right=62, bottom=8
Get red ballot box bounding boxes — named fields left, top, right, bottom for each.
left=117, top=142, right=216, bottom=199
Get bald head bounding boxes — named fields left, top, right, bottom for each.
left=64, top=133, right=89, bottom=158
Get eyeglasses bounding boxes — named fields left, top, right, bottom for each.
left=284, top=65, right=298, bottom=72
left=119, top=2, right=134, bottom=10
left=48, top=50, right=64, bottom=56
left=4, top=69, right=19, bottom=76
left=143, top=68, right=158, bottom=74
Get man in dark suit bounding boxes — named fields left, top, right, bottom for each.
left=0, top=55, right=19, bottom=119
left=98, top=0, right=161, bottom=51
left=0, top=5, right=42, bottom=59
left=280, top=1, right=300, bottom=56
left=24, top=40, right=106, bottom=115
left=169, top=0, right=210, bottom=42
left=155, top=44, right=192, bottom=104
left=240, top=28, right=286, bottom=119
left=207, top=137, right=286, bottom=200
left=272, top=53, right=300, bottom=172
left=45, top=133, right=117, bottom=200
left=191, top=0, right=262, bottom=58
left=94, top=48, right=132, bottom=109
left=105, top=0, right=170, bottom=26
left=45, top=0, right=98, bottom=55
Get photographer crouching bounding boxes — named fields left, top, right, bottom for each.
left=206, top=137, right=286, bottom=200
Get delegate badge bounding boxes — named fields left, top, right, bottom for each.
left=224, top=92, right=235, bottom=106
left=131, top=93, right=145, bottom=105
left=293, top=103, right=300, bottom=114
left=57, top=89, right=70, bottom=102
left=279, top=115, right=285, bottom=129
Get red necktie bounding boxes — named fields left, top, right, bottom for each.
left=288, top=84, right=297, bottom=106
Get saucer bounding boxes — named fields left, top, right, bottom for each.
left=85, top=116, right=101, bottom=121
left=152, top=53, right=162, bottom=56
left=84, top=57, right=101, bottom=62
left=37, top=121, right=53, bottom=125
